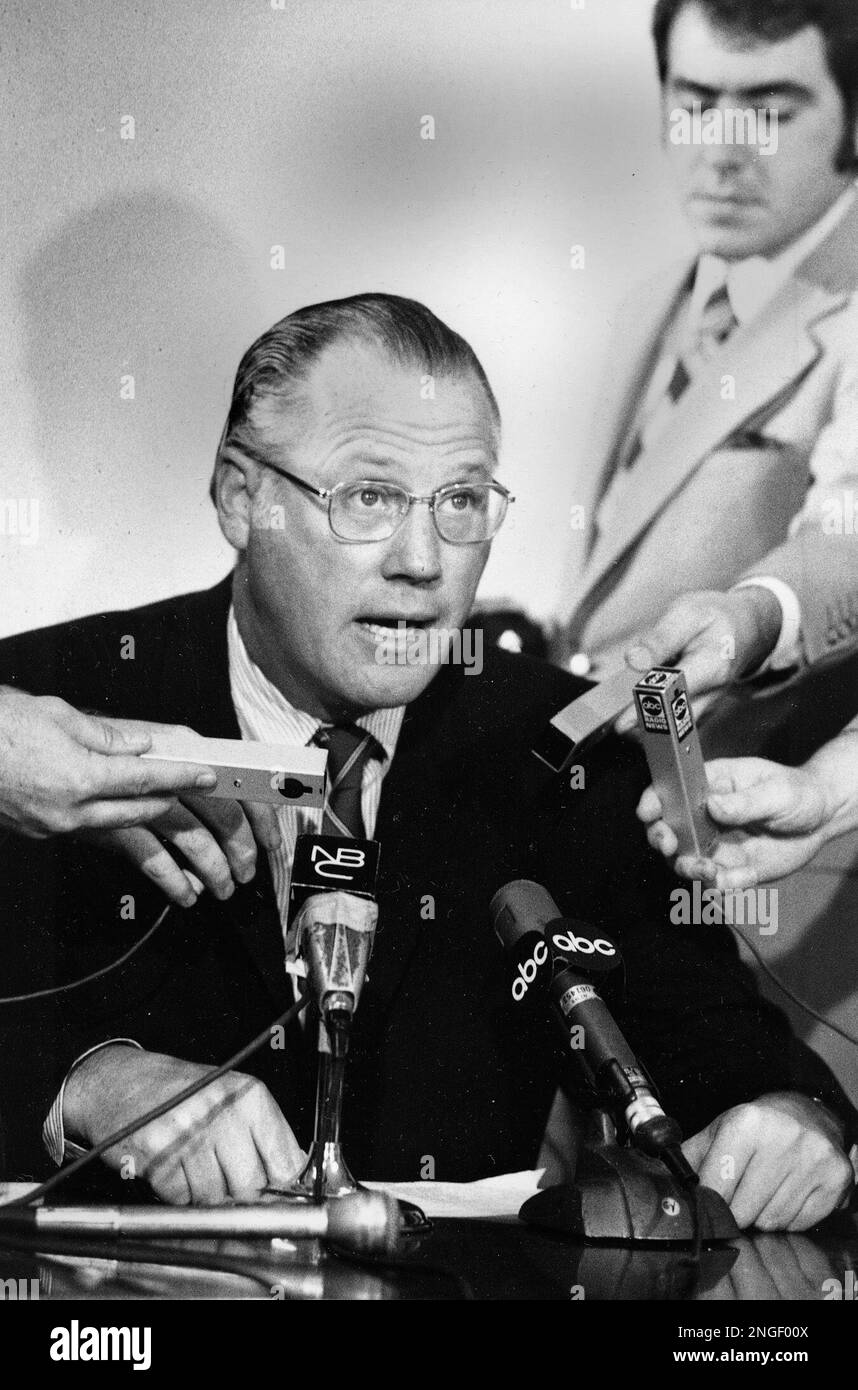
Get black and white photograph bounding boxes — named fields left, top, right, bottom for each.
left=1, top=0, right=857, bottom=1340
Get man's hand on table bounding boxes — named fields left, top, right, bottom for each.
left=62, top=1045, right=306, bottom=1204
left=683, top=1092, right=854, bottom=1231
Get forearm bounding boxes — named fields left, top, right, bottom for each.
left=61, top=1042, right=142, bottom=1146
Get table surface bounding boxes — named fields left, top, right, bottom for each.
left=2, top=1207, right=856, bottom=1301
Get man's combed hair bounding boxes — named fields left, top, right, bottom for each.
left=652, top=0, right=858, bottom=171
left=212, top=292, right=499, bottom=498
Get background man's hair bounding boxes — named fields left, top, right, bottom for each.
left=652, top=0, right=858, bottom=172
left=212, top=292, right=500, bottom=500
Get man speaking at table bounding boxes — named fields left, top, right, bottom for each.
left=0, top=293, right=853, bottom=1230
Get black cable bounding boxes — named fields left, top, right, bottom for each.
left=0, top=905, right=172, bottom=1005
left=727, top=921, right=858, bottom=1048
left=0, top=988, right=311, bottom=1210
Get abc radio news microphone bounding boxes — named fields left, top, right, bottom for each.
left=491, top=878, right=696, bottom=1188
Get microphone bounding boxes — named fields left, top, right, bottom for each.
left=283, top=841, right=429, bottom=1228
left=491, top=879, right=695, bottom=1182
left=283, top=835, right=404, bottom=1210
left=288, top=835, right=381, bottom=1040
left=0, top=1189, right=401, bottom=1257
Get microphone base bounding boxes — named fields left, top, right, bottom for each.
left=290, top=1140, right=361, bottom=1202
left=520, top=1142, right=738, bottom=1245
left=280, top=1144, right=431, bottom=1235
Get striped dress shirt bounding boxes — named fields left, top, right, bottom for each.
left=226, top=606, right=405, bottom=948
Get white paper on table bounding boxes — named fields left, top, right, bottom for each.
left=0, top=1182, right=40, bottom=1205
left=364, top=1169, right=545, bottom=1219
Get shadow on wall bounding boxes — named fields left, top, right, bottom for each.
left=17, top=190, right=263, bottom=595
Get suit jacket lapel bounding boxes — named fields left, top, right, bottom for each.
left=221, top=860, right=294, bottom=1012
left=357, top=664, right=467, bottom=1021
left=154, top=574, right=240, bottom=735
left=584, top=267, right=692, bottom=536
left=155, top=574, right=292, bottom=1007
left=577, top=248, right=852, bottom=601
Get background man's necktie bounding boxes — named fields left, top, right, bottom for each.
left=312, top=724, right=381, bottom=838
left=621, top=280, right=739, bottom=472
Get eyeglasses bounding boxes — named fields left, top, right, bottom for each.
left=243, top=450, right=514, bottom=545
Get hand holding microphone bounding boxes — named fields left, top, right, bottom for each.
left=637, top=721, right=858, bottom=889
left=0, top=690, right=218, bottom=842
left=616, top=586, right=785, bottom=733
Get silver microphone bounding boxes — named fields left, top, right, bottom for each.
left=0, top=1189, right=402, bottom=1257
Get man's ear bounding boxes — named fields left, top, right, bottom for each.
left=214, top=456, right=254, bottom=552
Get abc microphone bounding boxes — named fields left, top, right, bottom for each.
left=491, top=880, right=696, bottom=1184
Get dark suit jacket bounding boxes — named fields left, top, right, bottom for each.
left=0, top=577, right=844, bottom=1182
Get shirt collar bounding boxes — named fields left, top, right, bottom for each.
left=226, top=606, right=405, bottom=765
left=691, top=183, right=857, bottom=327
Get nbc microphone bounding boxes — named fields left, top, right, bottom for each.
left=491, top=879, right=696, bottom=1183
left=287, top=833, right=381, bottom=1043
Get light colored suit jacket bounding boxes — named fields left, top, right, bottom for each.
left=564, top=202, right=858, bottom=677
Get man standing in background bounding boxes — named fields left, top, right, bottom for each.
left=555, top=0, right=858, bottom=1127
left=559, top=0, right=858, bottom=716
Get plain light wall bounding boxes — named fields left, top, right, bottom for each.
left=0, top=0, right=692, bottom=637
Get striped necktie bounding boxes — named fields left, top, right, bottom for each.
left=313, top=724, right=381, bottom=839
left=622, top=280, right=738, bottom=471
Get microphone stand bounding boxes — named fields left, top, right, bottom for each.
left=278, top=895, right=429, bottom=1232
left=292, top=1006, right=360, bottom=1204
